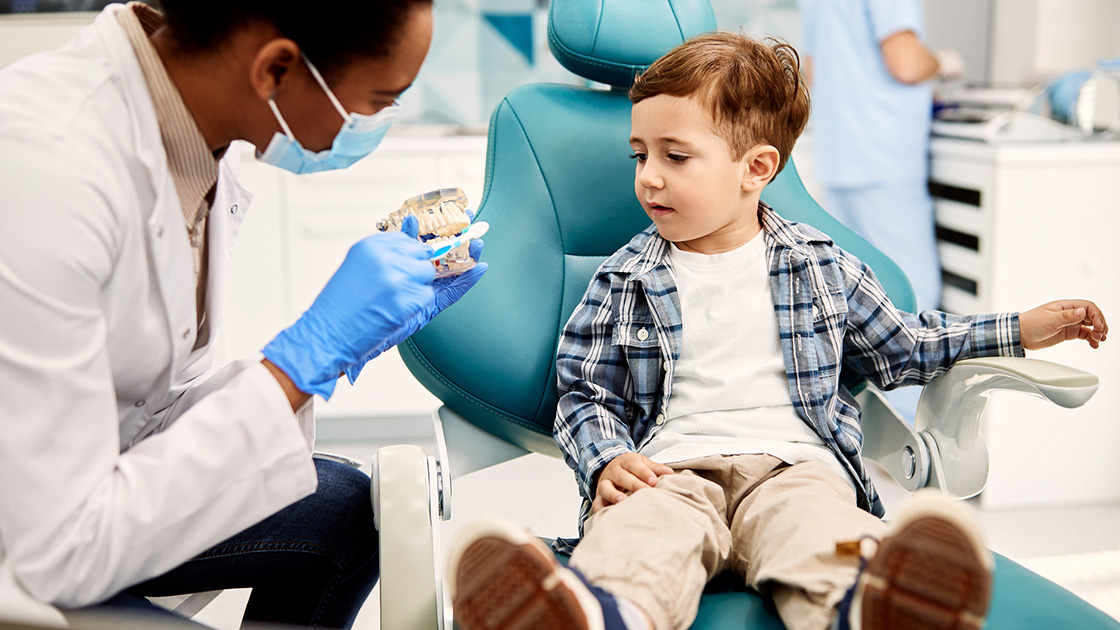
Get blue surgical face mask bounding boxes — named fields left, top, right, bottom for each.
left=256, top=54, right=400, bottom=175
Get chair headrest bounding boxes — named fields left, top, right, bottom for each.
left=548, top=0, right=717, bottom=88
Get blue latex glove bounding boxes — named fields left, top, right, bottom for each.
left=344, top=212, right=488, bottom=384
left=263, top=227, right=436, bottom=399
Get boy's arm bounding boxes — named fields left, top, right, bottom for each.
left=839, top=254, right=1023, bottom=390
left=554, top=274, right=639, bottom=500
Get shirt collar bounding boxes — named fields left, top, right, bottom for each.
left=757, top=201, right=835, bottom=252
left=612, top=201, right=833, bottom=279
left=117, top=2, right=219, bottom=226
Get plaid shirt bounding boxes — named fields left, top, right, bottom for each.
left=553, top=203, right=1022, bottom=548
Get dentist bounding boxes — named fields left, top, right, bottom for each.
left=0, top=0, right=484, bottom=627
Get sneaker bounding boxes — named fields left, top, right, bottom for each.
left=448, top=517, right=627, bottom=630
left=837, top=490, right=994, bottom=630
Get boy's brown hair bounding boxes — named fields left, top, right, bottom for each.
left=629, top=32, right=810, bottom=177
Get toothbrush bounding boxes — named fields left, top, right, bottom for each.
left=428, top=221, right=489, bottom=260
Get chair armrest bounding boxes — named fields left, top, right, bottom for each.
left=916, top=357, right=1099, bottom=499
left=372, top=444, right=441, bottom=630
left=858, top=387, right=932, bottom=493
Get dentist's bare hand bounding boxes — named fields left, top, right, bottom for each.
left=1019, top=299, right=1108, bottom=350
left=592, top=453, right=674, bottom=513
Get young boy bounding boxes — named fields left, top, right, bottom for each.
left=448, top=32, right=1108, bottom=630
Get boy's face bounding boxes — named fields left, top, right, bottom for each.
left=630, top=94, right=763, bottom=255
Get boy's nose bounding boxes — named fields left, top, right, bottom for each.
left=638, top=165, right=664, bottom=189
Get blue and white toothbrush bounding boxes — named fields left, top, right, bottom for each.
left=428, top=221, right=489, bottom=260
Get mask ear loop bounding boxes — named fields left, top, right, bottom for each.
left=266, top=90, right=297, bottom=139
left=301, top=53, right=352, bottom=124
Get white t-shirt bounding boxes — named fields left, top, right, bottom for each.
left=641, top=232, right=853, bottom=489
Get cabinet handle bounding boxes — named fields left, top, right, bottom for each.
left=929, top=181, right=982, bottom=207
left=935, top=225, right=980, bottom=252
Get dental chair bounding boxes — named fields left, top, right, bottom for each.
left=371, top=1, right=1118, bottom=628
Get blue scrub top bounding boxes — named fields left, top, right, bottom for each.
left=798, top=0, right=933, bottom=187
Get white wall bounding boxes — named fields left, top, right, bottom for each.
left=989, top=0, right=1120, bottom=83
left=925, top=0, right=992, bottom=84
left=0, top=12, right=94, bottom=68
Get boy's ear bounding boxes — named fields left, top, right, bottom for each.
left=741, top=145, right=781, bottom=193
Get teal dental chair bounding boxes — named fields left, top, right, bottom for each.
left=371, top=1, right=1116, bottom=628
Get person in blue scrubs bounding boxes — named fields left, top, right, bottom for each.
left=799, top=0, right=962, bottom=314
left=798, top=0, right=962, bottom=418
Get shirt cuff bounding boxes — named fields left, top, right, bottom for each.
left=579, top=441, right=636, bottom=499
left=968, top=312, right=1025, bottom=359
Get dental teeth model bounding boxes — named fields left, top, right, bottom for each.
left=377, top=187, right=478, bottom=278
left=377, top=187, right=472, bottom=236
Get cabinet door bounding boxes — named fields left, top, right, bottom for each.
left=929, top=157, right=994, bottom=315
left=930, top=140, right=1120, bottom=508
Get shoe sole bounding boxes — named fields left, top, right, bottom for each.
left=856, top=494, right=993, bottom=630
left=449, top=519, right=604, bottom=630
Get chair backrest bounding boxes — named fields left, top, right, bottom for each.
left=399, top=0, right=915, bottom=456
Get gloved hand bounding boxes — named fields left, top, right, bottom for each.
left=935, top=49, right=965, bottom=80
left=344, top=212, right=489, bottom=384
left=263, top=227, right=436, bottom=399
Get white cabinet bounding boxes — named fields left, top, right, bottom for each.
left=929, top=137, right=1120, bottom=508
left=220, top=134, right=489, bottom=419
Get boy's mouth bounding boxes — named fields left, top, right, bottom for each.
left=647, top=201, right=675, bottom=215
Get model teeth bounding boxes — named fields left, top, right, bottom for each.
left=377, top=187, right=477, bottom=278
left=377, top=187, right=471, bottom=237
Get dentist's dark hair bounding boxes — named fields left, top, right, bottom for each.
left=156, top=0, right=432, bottom=79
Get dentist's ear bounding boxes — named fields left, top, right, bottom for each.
left=250, top=38, right=301, bottom=101
left=741, top=145, right=781, bottom=193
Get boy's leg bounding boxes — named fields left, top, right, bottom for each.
left=449, top=457, right=734, bottom=630
left=730, top=461, right=993, bottom=630
left=570, top=464, right=733, bottom=630
left=729, top=460, right=885, bottom=630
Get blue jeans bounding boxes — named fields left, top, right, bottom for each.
left=93, top=458, right=379, bottom=629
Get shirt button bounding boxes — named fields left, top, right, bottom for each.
left=230, top=204, right=238, bottom=214
left=663, top=360, right=670, bottom=371
left=182, top=328, right=191, bottom=339
left=134, top=400, right=145, bottom=408
left=636, top=328, right=649, bottom=341
left=655, top=413, right=666, bottom=425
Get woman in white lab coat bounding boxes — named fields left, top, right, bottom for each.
left=0, top=0, right=485, bottom=627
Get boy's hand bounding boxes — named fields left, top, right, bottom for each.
left=1019, top=300, right=1108, bottom=350
left=591, top=453, right=674, bottom=513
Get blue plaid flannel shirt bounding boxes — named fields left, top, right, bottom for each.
left=552, top=203, right=1023, bottom=551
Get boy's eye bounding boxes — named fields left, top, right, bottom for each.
left=629, top=152, right=647, bottom=163
left=667, top=153, right=688, bottom=163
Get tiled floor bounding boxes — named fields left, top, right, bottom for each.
left=192, top=421, right=1120, bottom=629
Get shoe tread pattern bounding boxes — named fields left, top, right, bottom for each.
left=861, top=517, right=992, bottom=630
left=454, top=536, right=590, bottom=630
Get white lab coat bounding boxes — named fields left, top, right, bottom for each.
left=0, top=6, right=318, bottom=624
